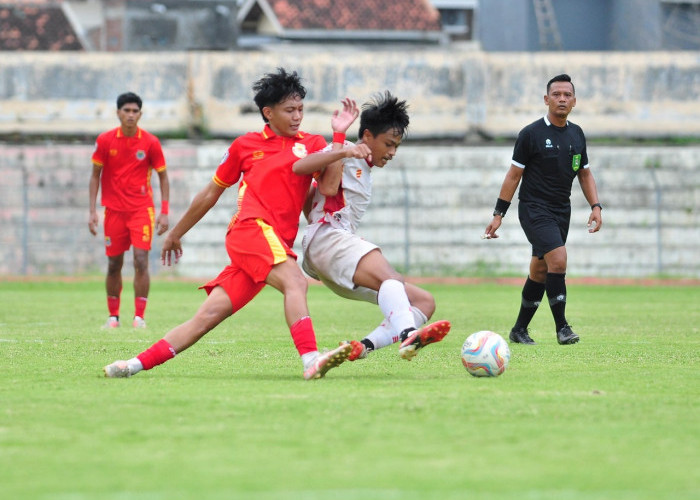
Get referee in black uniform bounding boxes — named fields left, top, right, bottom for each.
left=484, top=74, right=602, bottom=345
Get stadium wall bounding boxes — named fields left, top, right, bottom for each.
left=1, top=143, right=698, bottom=279
left=1, top=50, right=700, bottom=140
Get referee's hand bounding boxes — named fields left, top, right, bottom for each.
left=483, top=216, right=502, bottom=239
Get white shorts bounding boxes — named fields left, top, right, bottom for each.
left=302, top=224, right=379, bottom=304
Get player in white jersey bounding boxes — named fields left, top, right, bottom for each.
left=293, top=92, right=450, bottom=362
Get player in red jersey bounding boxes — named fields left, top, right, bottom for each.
left=104, top=68, right=357, bottom=380
left=89, top=92, right=170, bottom=329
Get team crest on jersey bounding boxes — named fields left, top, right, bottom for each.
left=253, top=150, right=264, bottom=159
left=355, top=169, right=362, bottom=179
left=109, top=149, right=118, bottom=156
left=545, top=139, right=554, bottom=149
left=292, top=143, right=308, bottom=158
left=136, top=150, right=146, bottom=160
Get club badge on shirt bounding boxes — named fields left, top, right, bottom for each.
left=136, top=150, right=146, bottom=160
left=292, top=143, right=308, bottom=158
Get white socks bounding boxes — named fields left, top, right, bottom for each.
left=377, top=279, right=415, bottom=335
left=301, top=351, right=319, bottom=369
left=127, top=357, right=144, bottom=376
left=365, top=306, right=428, bottom=350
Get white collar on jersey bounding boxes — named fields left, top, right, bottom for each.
left=543, top=115, right=569, bottom=127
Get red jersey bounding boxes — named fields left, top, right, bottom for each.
left=92, top=127, right=166, bottom=212
left=213, top=124, right=326, bottom=246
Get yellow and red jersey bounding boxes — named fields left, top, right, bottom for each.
left=213, top=124, right=326, bottom=247
left=92, top=127, right=166, bottom=211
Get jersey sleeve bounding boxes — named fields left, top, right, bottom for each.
left=511, top=128, right=531, bottom=169
left=579, top=130, right=589, bottom=169
left=149, top=137, right=167, bottom=172
left=212, top=141, right=242, bottom=188
left=309, top=134, right=329, bottom=154
left=91, top=134, right=107, bottom=167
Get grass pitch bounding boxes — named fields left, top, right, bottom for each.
left=1, top=279, right=698, bottom=500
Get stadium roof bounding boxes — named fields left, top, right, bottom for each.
left=237, top=0, right=445, bottom=43
left=0, top=2, right=83, bottom=50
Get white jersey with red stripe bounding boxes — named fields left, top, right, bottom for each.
left=301, top=141, right=378, bottom=292
left=305, top=141, right=373, bottom=241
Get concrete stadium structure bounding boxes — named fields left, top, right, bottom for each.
left=0, top=50, right=698, bottom=278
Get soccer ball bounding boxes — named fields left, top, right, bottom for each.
left=461, top=330, right=511, bottom=377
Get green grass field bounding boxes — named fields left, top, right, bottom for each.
left=1, top=279, right=698, bottom=500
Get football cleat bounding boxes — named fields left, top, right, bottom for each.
left=104, top=360, right=131, bottom=378
left=102, top=316, right=120, bottom=329
left=133, top=316, right=147, bottom=328
left=303, top=343, right=352, bottom=380
left=509, top=326, right=536, bottom=345
left=398, top=320, right=451, bottom=361
left=557, top=324, right=580, bottom=345
left=343, top=340, right=368, bottom=361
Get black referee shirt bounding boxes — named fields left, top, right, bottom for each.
left=512, top=116, right=588, bottom=208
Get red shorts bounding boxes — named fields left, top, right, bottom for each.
left=103, top=207, right=155, bottom=256
left=201, top=218, right=297, bottom=311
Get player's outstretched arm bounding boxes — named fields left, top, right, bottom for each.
left=292, top=144, right=371, bottom=176
left=484, top=164, right=522, bottom=239
left=316, top=97, right=361, bottom=196
left=331, top=97, right=359, bottom=135
left=161, top=181, right=225, bottom=266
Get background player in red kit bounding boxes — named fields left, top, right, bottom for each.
left=89, top=92, right=170, bottom=329
left=104, top=68, right=357, bottom=380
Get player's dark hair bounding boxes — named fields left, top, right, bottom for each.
left=253, top=68, right=307, bottom=122
left=358, top=91, right=410, bottom=140
left=547, top=74, right=575, bottom=95
left=116, top=92, right=142, bottom=110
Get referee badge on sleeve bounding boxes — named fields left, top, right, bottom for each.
left=571, top=154, right=581, bottom=172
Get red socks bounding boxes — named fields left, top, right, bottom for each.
left=135, top=297, right=147, bottom=318
left=107, top=295, right=148, bottom=319
left=290, top=316, right=317, bottom=356
left=137, top=339, right=176, bottom=370
left=107, top=295, right=120, bottom=317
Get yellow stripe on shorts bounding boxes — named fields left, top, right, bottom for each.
left=256, top=218, right=287, bottom=265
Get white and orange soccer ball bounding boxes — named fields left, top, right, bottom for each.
left=461, top=330, right=510, bottom=377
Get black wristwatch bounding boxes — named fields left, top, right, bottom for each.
left=493, top=210, right=506, bottom=217
left=591, top=203, right=602, bottom=211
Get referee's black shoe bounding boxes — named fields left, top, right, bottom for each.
left=509, top=326, right=535, bottom=345
left=557, top=324, right=580, bottom=345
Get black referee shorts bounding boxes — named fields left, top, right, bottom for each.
left=518, top=201, right=571, bottom=258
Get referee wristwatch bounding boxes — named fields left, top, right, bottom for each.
left=492, top=209, right=506, bottom=217
left=591, top=203, right=602, bottom=210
